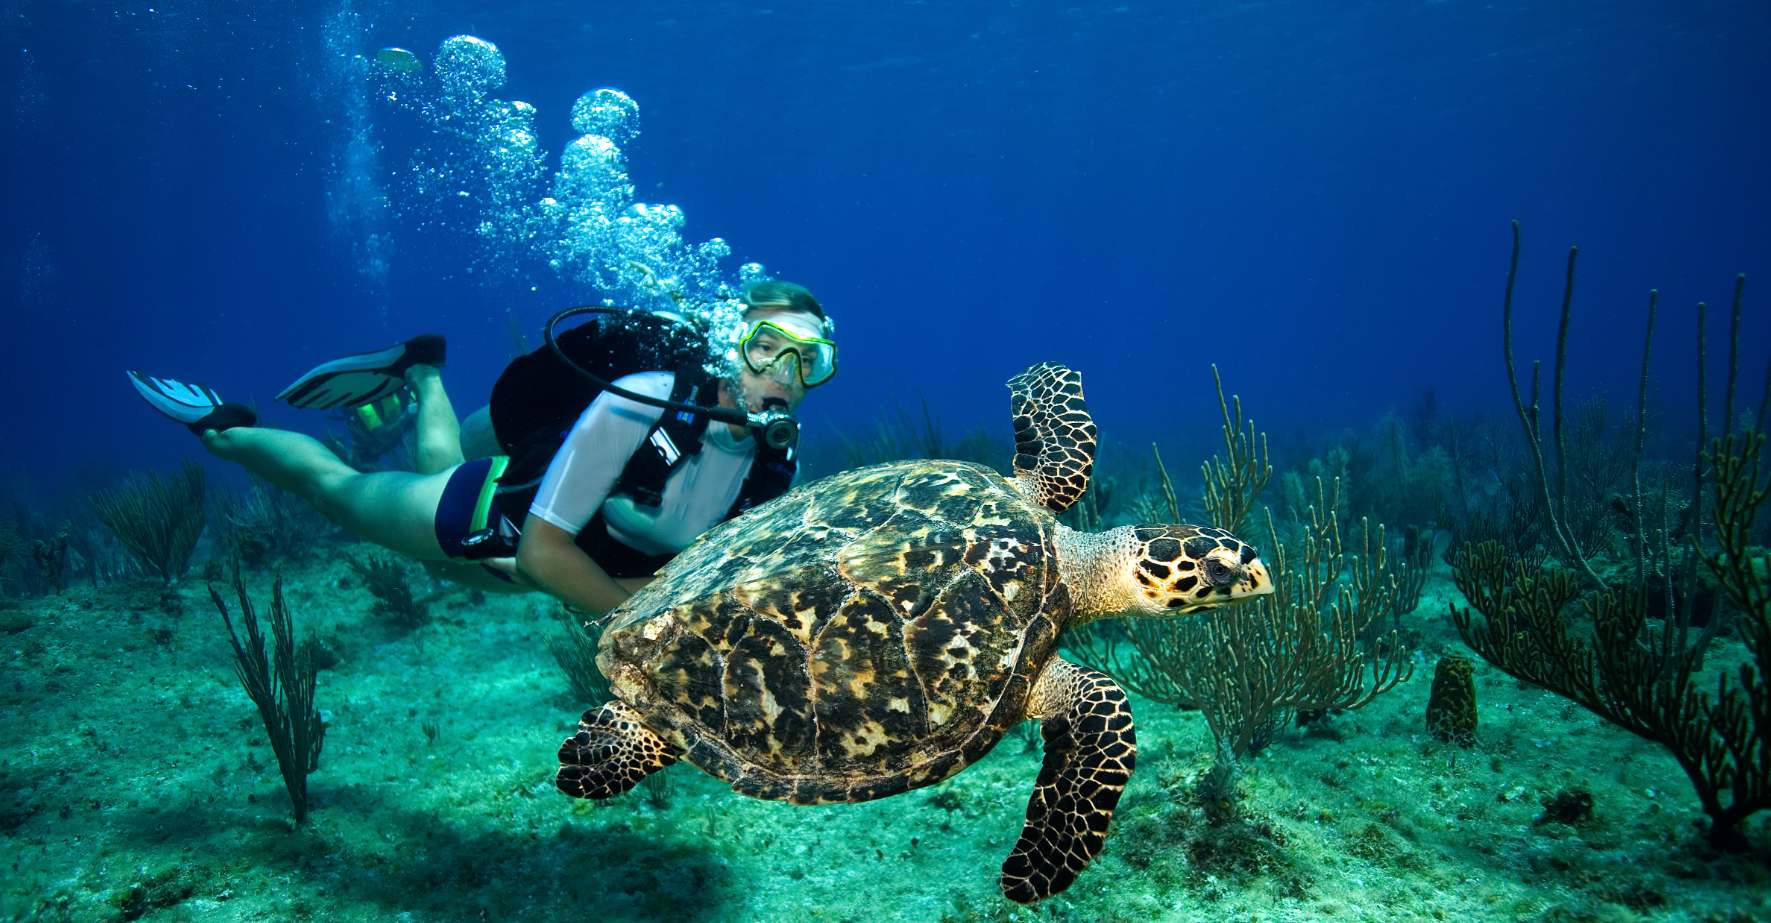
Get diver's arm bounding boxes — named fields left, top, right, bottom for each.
left=521, top=372, right=673, bottom=613
left=515, top=520, right=634, bottom=614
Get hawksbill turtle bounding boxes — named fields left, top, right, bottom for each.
left=555, top=362, right=1273, bottom=902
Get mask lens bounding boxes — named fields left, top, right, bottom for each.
left=798, top=340, right=835, bottom=386
left=742, top=328, right=789, bottom=371
left=741, top=321, right=837, bottom=387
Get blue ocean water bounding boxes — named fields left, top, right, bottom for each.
left=5, top=1, right=1767, bottom=488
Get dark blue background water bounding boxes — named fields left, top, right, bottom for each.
left=4, top=1, right=1768, bottom=492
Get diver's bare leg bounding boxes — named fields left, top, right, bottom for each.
left=406, top=365, right=466, bottom=475
left=202, top=426, right=452, bottom=560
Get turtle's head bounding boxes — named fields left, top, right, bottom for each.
left=1057, top=523, right=1273, bottom=620
left=1127, top=525, right=1273, bottom=614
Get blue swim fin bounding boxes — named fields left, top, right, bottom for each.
left=126, top=370, right=257, bottom=434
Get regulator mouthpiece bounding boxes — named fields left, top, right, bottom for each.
left=751, top=397, right=798, bottom=451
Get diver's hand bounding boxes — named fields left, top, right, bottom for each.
left=483, top=557, right=520, bottom=580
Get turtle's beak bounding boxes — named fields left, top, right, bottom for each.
left=1171, top=559, right=1271, bottom=615
left=1234, top=558, right=1275, bottom=601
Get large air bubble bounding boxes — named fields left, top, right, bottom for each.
left=570, top=88, right=640, bottom=146
left=434, top=35, right=506, bottom=101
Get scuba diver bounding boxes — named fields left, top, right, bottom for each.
left=125, top=281, right=836, bottom=614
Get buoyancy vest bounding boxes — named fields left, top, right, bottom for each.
left=485, top=310, right=797, bottom=567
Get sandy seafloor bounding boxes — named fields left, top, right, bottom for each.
left=2, top=544, right=1767, bottom=923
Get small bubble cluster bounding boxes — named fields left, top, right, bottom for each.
left=321, top=6, right=392, bottom=297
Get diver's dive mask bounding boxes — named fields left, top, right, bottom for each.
left=739, top=319, right=837, bottom=388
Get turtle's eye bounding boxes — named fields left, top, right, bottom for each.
left=1204, top=557, right=1236, bottom=587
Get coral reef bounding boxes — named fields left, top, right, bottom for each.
left=29, top=525, right=68, bottom=595
left=3, top=538, right=1767, bottom=920
left=1078, top=486, right=1412, bottom=766
left=1200, top=365, right=1271, bottom=533
left=92, top=461, right=207, bottom=585
left=1391, top=524, right=1436, bottom=616
left=1450, top=540, right=1767, bottom=846
left=1536, top=787, right=1595, bottom=826
left=1069, top=378, right=1414, bottom=783
left=346, top=553, right=430, bottom=633
left=209, top=570, right=325, bottom=825
left=1450, top=224, right=1768, bottom=849
left=1424, top=654, right=1477, bottom=745
left=222, top=481, right=330, bottom=567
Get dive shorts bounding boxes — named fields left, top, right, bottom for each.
left=435, top=456, right=519, bottom=560
left=433, top=455, right=673, bottom=580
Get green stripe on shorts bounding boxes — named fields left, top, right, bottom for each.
left=471, top=455, right=511, bottom=533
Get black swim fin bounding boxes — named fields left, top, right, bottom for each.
left=276, top=334, right=445, bottom=411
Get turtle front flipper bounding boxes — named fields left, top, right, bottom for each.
left=1000, top=657, right=1135, bottom=904
left=556, top=700, right=681, bottom=800
left=1006, top=362, right=1097, bottom=514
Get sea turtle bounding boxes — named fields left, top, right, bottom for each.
left=556, top=363, right=1273, bottom=902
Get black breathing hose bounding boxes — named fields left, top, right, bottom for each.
left=543, top=305, right=799, bottom=451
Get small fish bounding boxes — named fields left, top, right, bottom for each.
left=373, top=47, right=422, bottom=73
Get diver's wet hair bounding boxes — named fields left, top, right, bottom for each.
left=744, top=280, right=825, bottom=321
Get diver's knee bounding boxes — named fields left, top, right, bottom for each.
left=301, top=470, right=363, bottom=522
left=459, top=406, right=500, bottom=460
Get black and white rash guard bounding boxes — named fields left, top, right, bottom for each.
left=527, top=372, right=757, bottom=555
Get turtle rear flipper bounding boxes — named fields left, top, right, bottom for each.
left=1000, top=658, right=1135, bottom=903
left=1006, top=363, right=1096, bottom=514
left=556, top=701, right=680, bottom=799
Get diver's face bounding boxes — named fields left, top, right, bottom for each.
left=730, top=307, right=820, bottom=413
